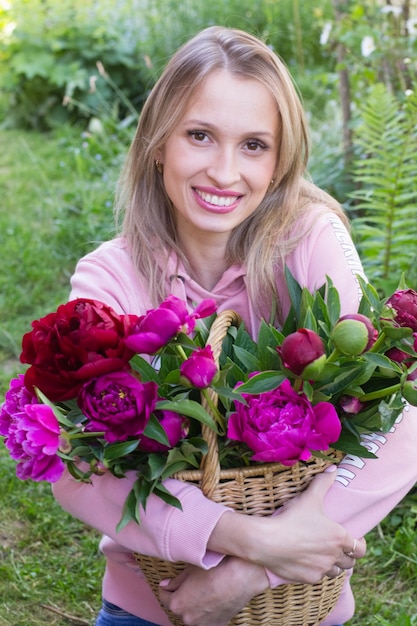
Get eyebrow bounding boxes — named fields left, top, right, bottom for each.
left=184, top=118, right=276, bottom=140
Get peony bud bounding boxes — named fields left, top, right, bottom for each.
left=278, top=328, right=326, bottom=378
left=332, top=314, right=377, bottom=356
left=339, top=395, right=366, bottom=415
left=385, top=346, right=413, bottom=365
left=180, top=346, right=218, bottom=389
left=90, top=459, right=108, bottom=475
left=385, top=289, right=417, bottom=331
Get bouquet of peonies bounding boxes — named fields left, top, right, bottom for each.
left=2, top=269, right=417, bottom=529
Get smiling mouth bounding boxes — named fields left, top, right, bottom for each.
left=195, top=189, right=241, bottom=207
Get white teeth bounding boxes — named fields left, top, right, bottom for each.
left=197, top=190, right=237, bottom=207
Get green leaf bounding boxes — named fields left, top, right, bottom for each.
left=357, top=275, right=383, bottom=314
left=325, top=282, right=341, bottom=326
left=232, top=346, right=261, bottom=372
left=378, top=395, right=405, bottom=432
left=153, top=484, right=182, bottom=510
left=103, top=439, right=140, bottom=461
left=234, top=371, right=286, bottom=395
left=255, top=321, right=282, bottom=370
left=129, top=354, right=160, bottom=383
left=300, top=306, right=318, bottom=332
left=116, top=483, right=146, bottom=530
left=362, top=352, right=402, bottom=373
left=335, top=427, right=378, bottom=458
left=285, top=266, right=302, bottom=321
left=155, top=399, right=218, bottom=432
left=145, top=453, right=168, bottom=480
left=143, top=413, right=170, bottom=446
left=317, top=363, right=369, bottom=397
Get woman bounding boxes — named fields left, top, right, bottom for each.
left=52, top=26, right=417, bottom=625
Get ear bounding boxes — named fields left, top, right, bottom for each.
left=154, top=148, right=163, bottom=164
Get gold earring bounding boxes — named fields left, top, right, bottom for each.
left=155, top=159, right=163, bottom=174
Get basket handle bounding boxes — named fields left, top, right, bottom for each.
left=200, top=309, right=242, bottom=498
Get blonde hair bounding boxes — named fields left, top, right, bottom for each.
left=115, top=26, right=347, bottom=310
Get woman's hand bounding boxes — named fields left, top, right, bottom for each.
left=158, top=557, right=268, bottom=626
left=208, top=467, right=366, bottom=584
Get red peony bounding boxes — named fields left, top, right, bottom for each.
left=21, top=299, right=138, bottom=402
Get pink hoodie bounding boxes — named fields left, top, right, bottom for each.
left=52, top=209, right=417, bottom=625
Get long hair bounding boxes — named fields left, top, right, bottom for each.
left=115, top=26, right=347, bottom=309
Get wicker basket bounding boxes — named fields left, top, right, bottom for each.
left=135, top=310, right=346, bottom=626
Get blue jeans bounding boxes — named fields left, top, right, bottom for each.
left=95, top=599, right=344, bottom=626
left=95, top=600, right=160, bottom=626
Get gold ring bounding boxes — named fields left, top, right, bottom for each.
left=345, top=538, right=357, bottom=558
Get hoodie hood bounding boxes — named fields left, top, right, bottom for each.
left=162, top=251, right=261, bottom=336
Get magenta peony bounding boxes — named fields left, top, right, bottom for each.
left=125, top=295, right=217, bottom=355
left=227, top=378, right=341, bottom=465
left=385, top=289, right=417, bottom=331
left=78, top=370, right=158, bottom=442
left=180, top=346, right=218, bottom=389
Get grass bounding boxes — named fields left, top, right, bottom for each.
left=0, top=446, right=102, bottom=626
left=0, top=125, right=122, bottom=388
left=0, top=125, right=119, bottom=625
left=1, top=124, right=417, bottom=625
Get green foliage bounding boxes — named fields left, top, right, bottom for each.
left=0, top=0, right=334, bottom=130
left=348, top=84, right=417, bottom=292
left=0, top=0, right=147, bottom=129
left=321, top=1, right=417, bottom=107
left=0, top=126, right=121, bottom=393
left=349, top=488, right=417, bottom=624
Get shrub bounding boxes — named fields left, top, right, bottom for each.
left=0, top=0, right=334, bottom=130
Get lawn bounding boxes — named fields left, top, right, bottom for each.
left=1, top=126, right=417, bottom=625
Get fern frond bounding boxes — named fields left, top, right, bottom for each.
left=349, top=83, right=417, bottom=289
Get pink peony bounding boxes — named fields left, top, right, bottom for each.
left=5, top=403, right=64, bottom=482
left=227, top=378, right=341, bottom=465
left=0, top=374, right=39, bottom=437
left=125, top=295, right=217, bottom=354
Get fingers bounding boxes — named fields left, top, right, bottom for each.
left=159, top=569, right=188, bottom=593
left=341, top=536, right=366, bottom=563
left=326, top=564, right=344, bottom=579
left=330, top=535, right=367, bottom=577
left=297, top=465, right=338, bottom=505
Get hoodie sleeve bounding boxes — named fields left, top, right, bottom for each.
left=69, top=238, right=153, bottom=315
left=52, top=469, right=232, bottom=568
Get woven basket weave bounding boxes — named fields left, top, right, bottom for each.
left=135, top=309, right=345, bottom=626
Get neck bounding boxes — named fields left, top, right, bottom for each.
left=179, top=236, right=229, bottom=291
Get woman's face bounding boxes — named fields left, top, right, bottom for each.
left=158, top=69, right=279, bottom=245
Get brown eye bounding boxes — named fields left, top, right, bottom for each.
left=189, top=131, right=207, bottom=142
left=246, top=140, right=266, bottom=151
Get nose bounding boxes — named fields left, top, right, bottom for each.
left=206, top=145, right=240, bottom=188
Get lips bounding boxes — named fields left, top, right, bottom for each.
left=193, top=187, right=242, bottom=212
